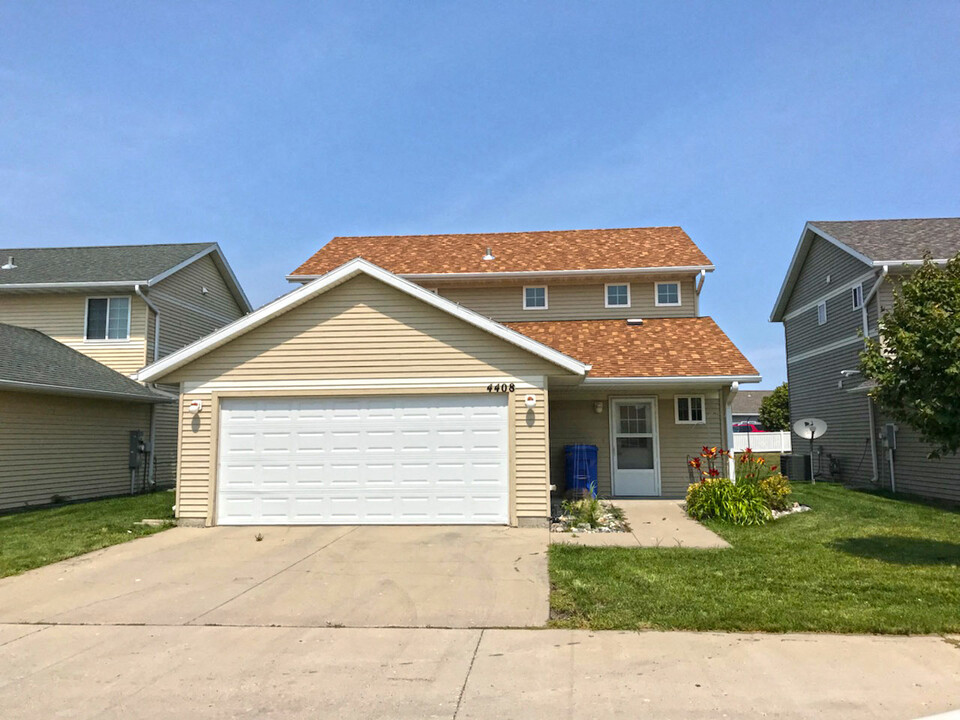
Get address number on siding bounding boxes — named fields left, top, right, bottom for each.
left=487, top=383, right=515, bottom=393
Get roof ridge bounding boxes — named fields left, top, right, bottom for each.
left=0, top=241, right=216, bottom=252
left=811, top=217, right=960, bottom=224
left=329, top=226, right=685, bottom=241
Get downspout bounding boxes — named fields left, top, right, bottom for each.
left=725, top=381, right=739, bottom=480
left=694, top=269, right=706, bottom=317
left=862, top=266, right=888, bottom=485
left=135, top=284, right=161, bottom=489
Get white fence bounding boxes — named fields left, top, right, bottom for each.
left=733, top=431, right=792, bottom=454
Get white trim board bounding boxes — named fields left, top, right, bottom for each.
left=137, top=258, right=591, bottom=382
left=287, top=264, right=715, bottom=283
left=149, top=288, right=239, bottom=326
left=786, top=334, right=871, bottom=364
left=582, top=375, right=761, bottom=385
left=182, top=376, right=546, bottom=394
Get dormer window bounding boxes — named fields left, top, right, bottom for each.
left=523, top=286, right=548, bottom=310
left=655, top=282, right=681, bottom=306
left=86, top=297, right=130, bottom=341
left=605, top=283, right=631, bottom=308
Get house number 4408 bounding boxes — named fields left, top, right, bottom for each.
left=486, top=383, right=515, bottom=393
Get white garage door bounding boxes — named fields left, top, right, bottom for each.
left=216, top=394, right=510, bottom=525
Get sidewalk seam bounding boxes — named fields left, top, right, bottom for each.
left=453, top=629, right=484, bottom=719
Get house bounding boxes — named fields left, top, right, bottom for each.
left=731, top=389, right=773, bottom=428
left=136, top=227, right=760, bottom=527
left=770, top=218, right=960, bottom=503
left=0, top=243, right=251, bottom=510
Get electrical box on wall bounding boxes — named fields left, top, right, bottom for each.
left=129, top=430, right=145, bottom=469
left=883, top=423, right=897, bottom=450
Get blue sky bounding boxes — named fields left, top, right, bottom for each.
left=2, top=1, right=958, bottom=387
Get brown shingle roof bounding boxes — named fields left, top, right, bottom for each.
left=290, top=227, right=712, bottom=276
left=504, top=318, right=758, bottom=379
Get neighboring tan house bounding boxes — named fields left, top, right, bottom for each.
left=137, top=227, right=759, bottom=527
left=771, top=218, right=960, bottom=503
left=0, top=243, right=251, bottom=510
left=731, top=390, right=773, bottom=428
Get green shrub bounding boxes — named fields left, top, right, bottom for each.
left=757, top=473, right=792, bottom=511
left=561, top=495, right=605, bottom=528
left=685, top=477, right=771, bottom=526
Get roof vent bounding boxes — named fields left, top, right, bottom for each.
left=1, top=256, right=15, bottom=270
left=627, top=318, right=644, bottom=325
left=482, top=247, right=495, bottom=261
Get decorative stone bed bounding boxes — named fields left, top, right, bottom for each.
left=550, top=498, right=632, bottom=534
left=771, top=502, right=811, bottom=519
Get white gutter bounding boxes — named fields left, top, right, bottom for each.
left=582, top=374, right=762, bottom=385
left=725, top=381, right=739, bottom=480
left=287, top=264, right=716, bottom=283
left=872, top=259, right=949, bottom=267
left=694, top=269, right=706, bottom=317
left=862, top=266, right=888, bottom=485
left=0, top=280, right=139, bottom=290
left=134, top=284, right=161, bottom=362
left=0, top=378, right=168, bottom=403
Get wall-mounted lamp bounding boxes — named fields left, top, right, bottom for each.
left=524, top=394, right=537, bottom=408
left=594, top=401, right=603, bottom=414
left=188, top=399, right=203, bottom=414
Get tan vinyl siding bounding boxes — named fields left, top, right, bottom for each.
left=785, top=235, right=873, bottom=314
left=549, top=389, right=724, bottom=498
left=148, top=254, right=245, bottom=358
left=0, top=391, right=152, bottom=511
left=0, top=293, right=148, bottom=375
left=436, top=278, right=697, bottom=322
left=164, top=275, right=560, bottom=523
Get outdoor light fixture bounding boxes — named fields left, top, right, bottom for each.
left=594, top=401, right=603, bottom=414
left=524, top=394, right=537, bottom=408
left=188, top=399, right=203, bottom=414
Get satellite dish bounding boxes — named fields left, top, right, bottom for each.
left=793, top=418, right=827, bottom=440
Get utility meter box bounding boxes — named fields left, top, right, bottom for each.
left=129, top=430, right=145, bottom=469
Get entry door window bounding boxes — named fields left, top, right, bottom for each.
left=616, top=405, right=654, bottom=470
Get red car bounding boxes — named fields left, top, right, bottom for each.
left=733, top=422, right=764, bottom=433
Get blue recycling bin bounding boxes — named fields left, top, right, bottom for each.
left=564, top=444, right=598, bottom=496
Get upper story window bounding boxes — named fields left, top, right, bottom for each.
left=851, top=283, right=864, bottom=310
left=605, top=283, right=631, bottom=308
left=655, top=282, right=681, bottom=306
left=817, top=301, right=827, bottom=325
left=86, top=297, right=130, bottom=341
left=523, top=286, right=548, bottom=310
left=675, top=395, right=705, bottom=424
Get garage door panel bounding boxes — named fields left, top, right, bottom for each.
left=217, top=394, right=510, bottom=525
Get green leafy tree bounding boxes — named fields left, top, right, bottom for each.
left=758, top=383, right=790, bottom=431
left=860, top=254, right=960, bottom=457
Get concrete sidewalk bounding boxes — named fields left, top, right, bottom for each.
left=0, top=625, right=957, bottom=719
left=552, top=499, right=730, bottom=548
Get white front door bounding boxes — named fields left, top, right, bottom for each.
left=216, top=394, right=510, bottom=525
left=610, top=398, right=660, bottom=497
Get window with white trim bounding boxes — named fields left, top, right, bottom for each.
left=655, top=282, right=681, bottom=306
left=523, top=286, right=547, bottom=309
left=675, top=396, right=705, bottom=424
left=86, top=297, right=130, bottom=340
left=817, top=301, right=827, bottom=325
left=851, top=283, right=863, bottom=310
left=605, top=283, right=630, bottom=308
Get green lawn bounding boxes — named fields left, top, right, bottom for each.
left=0, top=492, right=176, bottom=579
left=550, top=484, right=960, bottom=634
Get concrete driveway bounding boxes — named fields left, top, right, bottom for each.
left=0, top=525, right=549, bottom=628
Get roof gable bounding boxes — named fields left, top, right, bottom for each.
left=288, top=227, right=713, bottom=278
left=0, top=242, right=252, bottom=312
left=137, top=259, right=589, bottom=382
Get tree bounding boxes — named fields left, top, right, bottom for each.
left=860, top=254, right=960, bottom=457
left=758, top=383, right=790, bottom=431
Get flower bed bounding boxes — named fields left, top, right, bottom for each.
left=550, top=497, right=631, bottom=533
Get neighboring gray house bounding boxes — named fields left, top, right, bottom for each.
left=0, top=243, right=251, bottom=510
left=732, top=390, right=773, bottom=427
left=771, top=218, right=960, bottom=503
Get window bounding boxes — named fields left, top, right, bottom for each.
left=86, top=297, right=130, bottom=340
left=605, top=283, right=631, bottom=308
left=675, top=396, right=705, bottom=424
left=523, top=286, right=547, bottom=310
left=851, top=283, right=863, bottom=310
left=655, top=282, right=681, bottom=306
left=817, top=301, right=827, bottom=325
